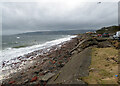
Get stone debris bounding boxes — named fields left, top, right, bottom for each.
left=2, top=35, right=86, bottom=84
left=9, top=81, right=15, bottom=84
left=24, top=79, right=29, bottom=83
left=41, top=73, right=55, bottom=81
left=30, top=76, right=37, bottom=82
left=34, top=71, right=40, bottom=74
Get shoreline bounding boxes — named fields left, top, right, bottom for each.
left=1, top=33, right=119, bottom=85
left=1, top=35, right=80, bottom=84
left=0, top=35, right=76, bottom=66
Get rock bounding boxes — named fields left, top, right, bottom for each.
left=60, top=63, right=65, bottom=67
left=105, top=64, right=109, bottom=67
left=30, top=81, right=37, bottom=84
left=39, top=69, right=43, bottom=72
left=30, top=76, right=37, bottom=82
left=89, top=68, right=95, bottom=72
left=52, top=61, right=56, bottom=64
left=72, top=50, right=78, bottom=54
left=59, top=60, right=63, bottom=64
left=49, top=61, right=52, bottom=64
left=54, top=59, right=58, bottom=61
left=55, top=63, right=61, bottom=67
left=77, top=48, right=82, bottom=52
left=111, top=57, right=117, bottom=62
left=32, top=65, right=37, bottom=68
left=42, top=58, right=48, bottom=62
left=40, top=80, right=47, bottom=85
left=41, top=73, right=55, bottom=81
left=43, top=70, right=49, bottom=75
left=56, top=62, right=64, bottom=68
left=9, top=81, right=15, bottom=84
left=34, top=71, right=39, bottom=74
left=39, top=73, right=44, bottom=76
left=24, top=79, right=29, bottom=83
left=48, top=66, right=55, bottom=70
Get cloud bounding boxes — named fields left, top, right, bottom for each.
left=1, top=1, right=118, bottom=35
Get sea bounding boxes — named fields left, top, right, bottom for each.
left=1, top=34, right=76, bottom=65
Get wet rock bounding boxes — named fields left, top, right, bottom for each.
left=41, top=73, right=55, bottom=81
left=30, top=76, right=37, bottom=82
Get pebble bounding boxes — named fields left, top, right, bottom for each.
left=9, top=81, right=15, bottom=84
left=30, top=76, right=37, bottom=82
left=43, top=70, right=49, bottom=75
left=52, top=61, right=56, bottom=64
left=39, top=69, right=43, bottom=72
left=24, top=79, right=29, bottom=83
left=34, top=71, right=40, bottom=74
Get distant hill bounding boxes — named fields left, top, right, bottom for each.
left=96, top=26, right=120, bottom=34
left=18, top=30, right=94, bottom=35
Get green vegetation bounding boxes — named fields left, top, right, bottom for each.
left=82, top=48, right=118, bottom=84
left=96, top=26, right=120, bottom=34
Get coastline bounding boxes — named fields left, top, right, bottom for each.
left=1, top=33, right=119, bottom=85
left=1, top=35, right=80, bottom=84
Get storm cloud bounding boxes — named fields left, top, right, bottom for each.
left=1, top=1, right=118, bottom=35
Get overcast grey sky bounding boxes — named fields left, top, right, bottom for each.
left=1, top=1, right=118, bottom=35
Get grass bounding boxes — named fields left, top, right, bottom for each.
left=82, top=47, right=119, bottom=84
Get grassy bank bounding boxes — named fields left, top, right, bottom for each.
left=96, top=25, right=120, bottom=34
left=82, top=47, right=119, bottom=84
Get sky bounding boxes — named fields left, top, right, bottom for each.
left=1, top=0, right=119, bottom=35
